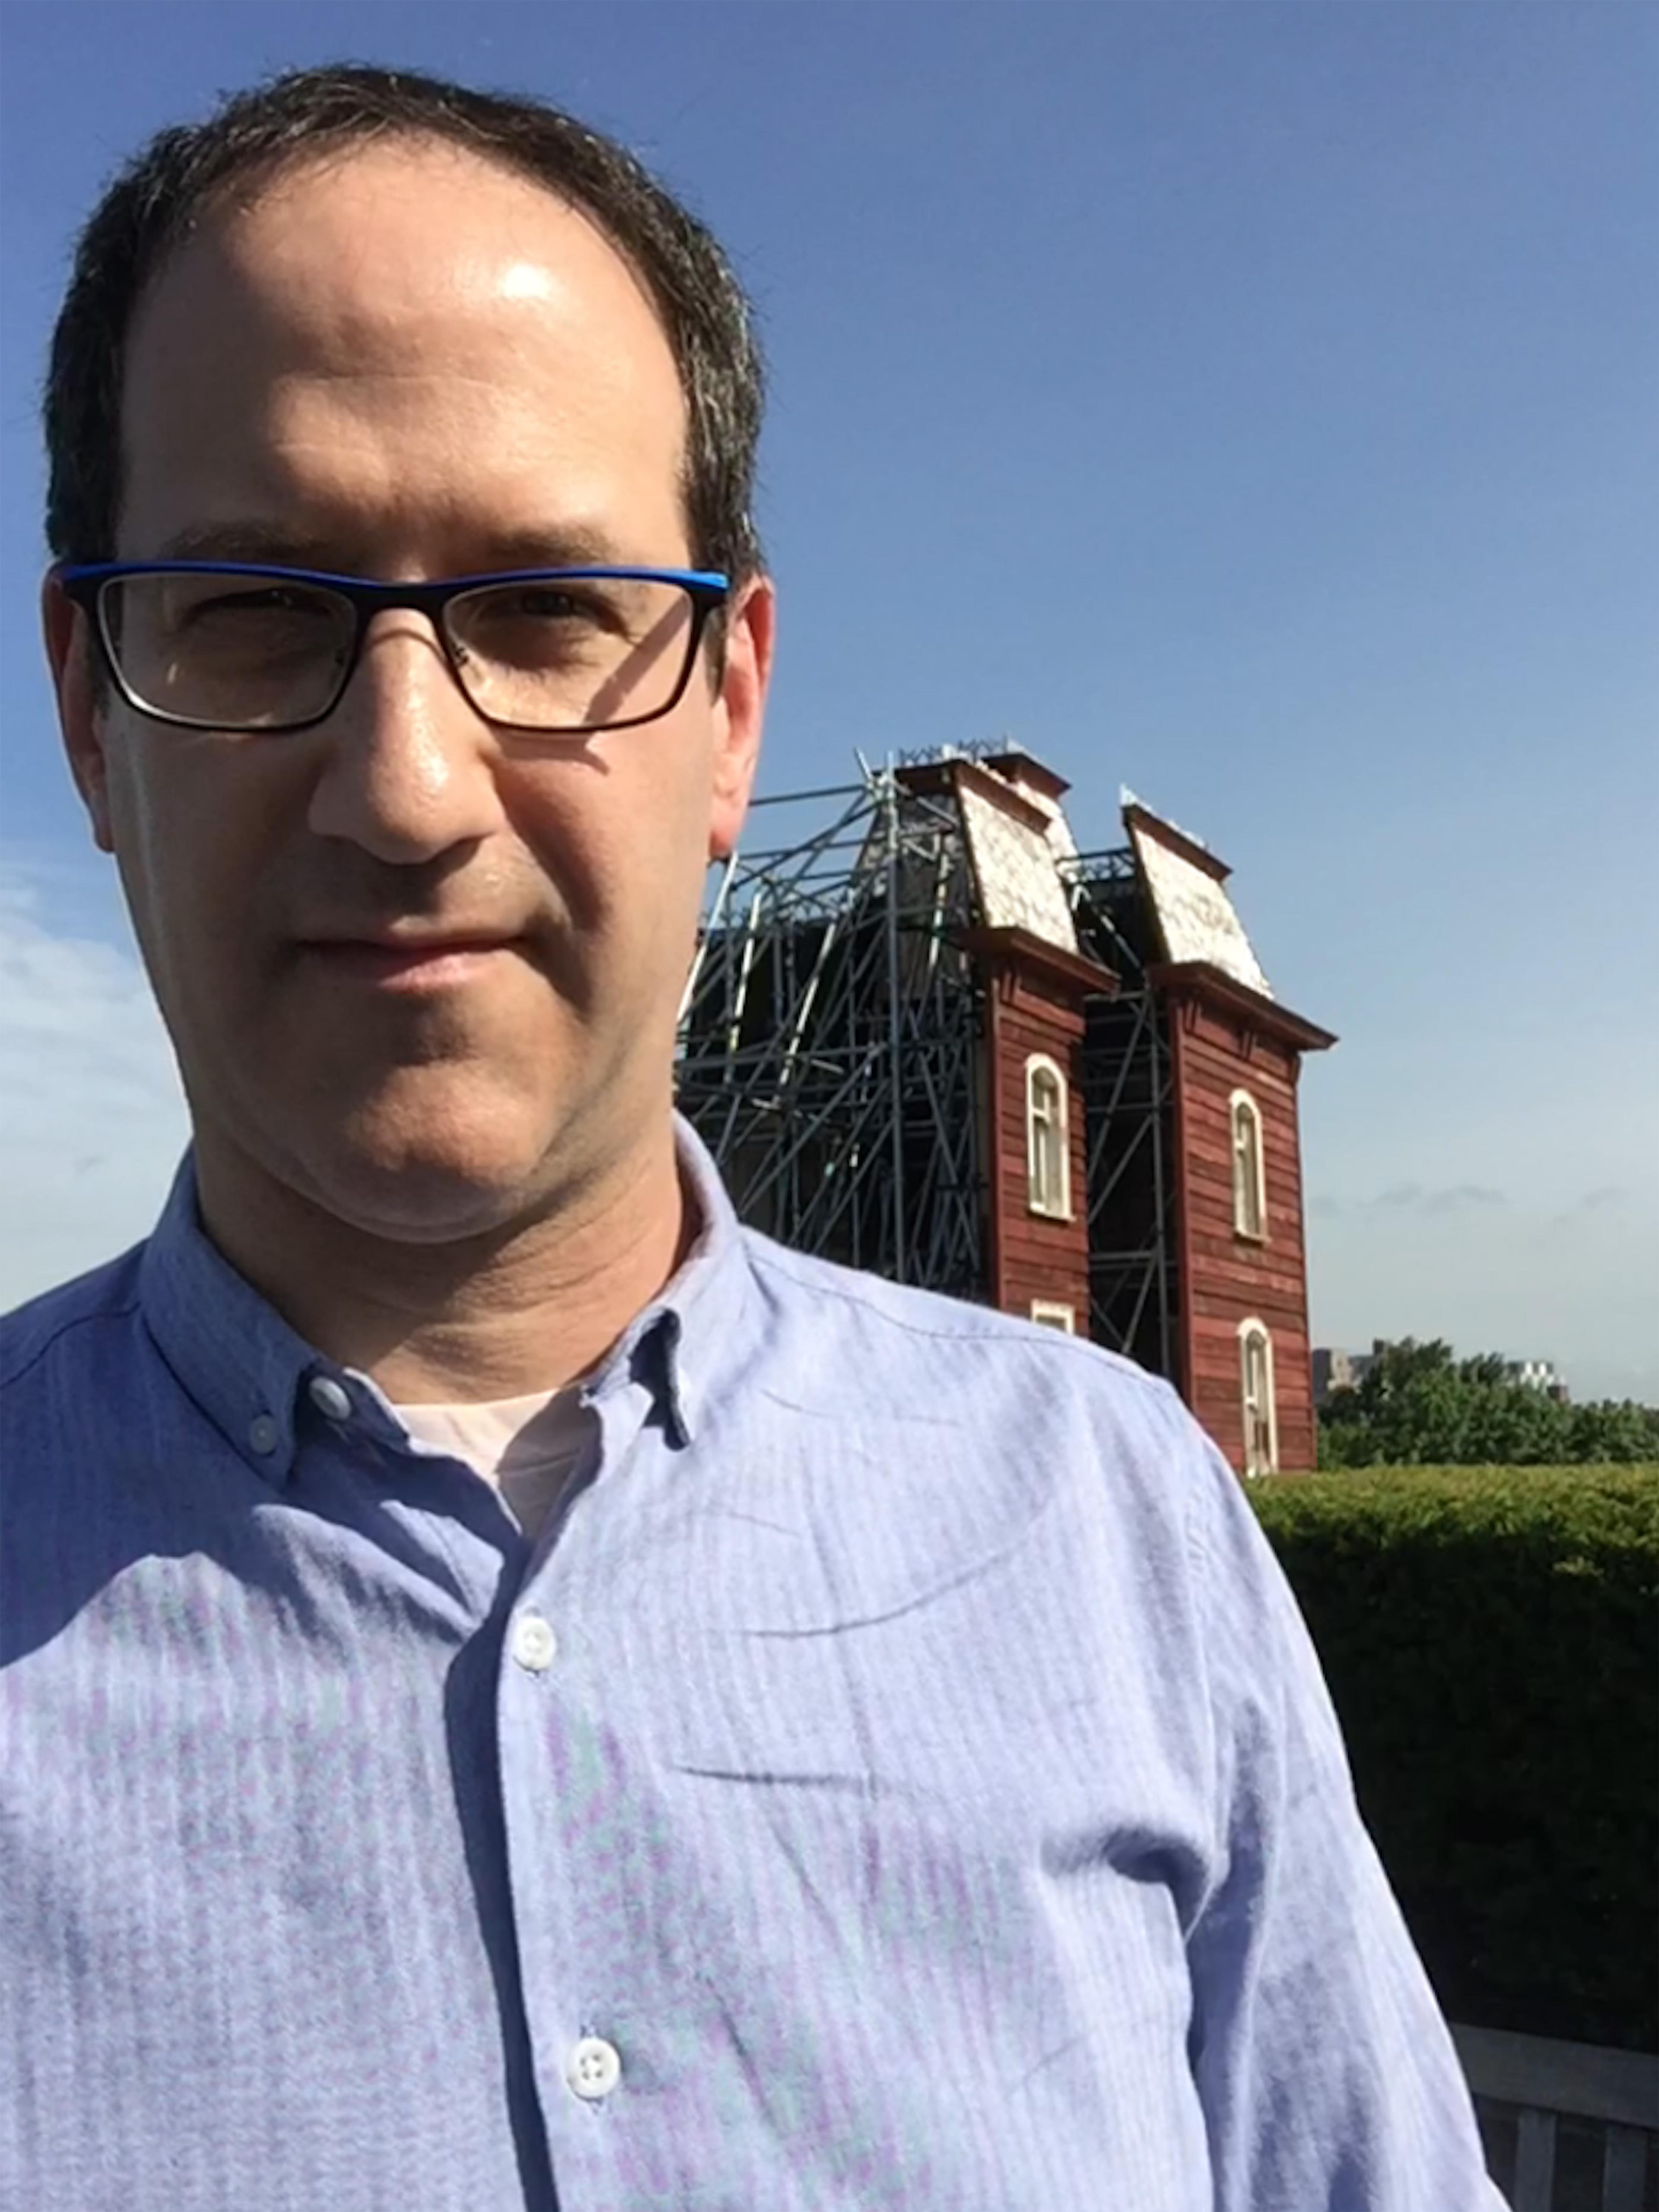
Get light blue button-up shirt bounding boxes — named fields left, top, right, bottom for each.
left=2, top=1120, right=1502, bottom=2211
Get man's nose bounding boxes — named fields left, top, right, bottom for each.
left=305, top=614, right=505, bottom=863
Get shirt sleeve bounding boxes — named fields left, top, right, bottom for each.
left=1180, top=1433, right=1509, bottom=2212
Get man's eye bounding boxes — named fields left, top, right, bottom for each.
left=496, top=589, right=602, bottom=623
left=185, top=588, right=330, bottom=622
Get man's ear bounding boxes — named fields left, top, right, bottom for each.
left=42, top=571, right=116, bottom=854
left=708, top=573, right=775, bottom=862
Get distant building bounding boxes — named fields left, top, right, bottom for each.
left=1506, top=1358, right=1569, bottom=1403
left=1312, top=1347, right=1374, bottom=1404
left=1312, top=1342, right=1569, bottom=1405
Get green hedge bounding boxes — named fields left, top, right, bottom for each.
left=1251, top=1465, right=1659, bottom=2052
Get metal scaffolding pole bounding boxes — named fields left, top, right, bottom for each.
left=883, top=765, right=907, bottom=1284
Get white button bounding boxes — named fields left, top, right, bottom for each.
left=566, top=2036, right=621, bottom=2101
left=308, top=1376, right=353, bottom=1422
left=511, top=1613, right=558, bottom=1672
left=248, top=1414, right=280, bottom=1456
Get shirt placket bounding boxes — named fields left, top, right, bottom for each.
left=495, top=1370, right=661, bottom=2206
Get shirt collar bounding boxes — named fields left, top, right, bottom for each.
left=137, top=1113, right=750, bottom=1489
left=139, top=1155, right=324, bottom=1487
left=572, top=1113, right=749, bottom=1451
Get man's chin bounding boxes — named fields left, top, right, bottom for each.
left=331, top=1133, right=573, bottom=1236
left=194, top=1050, right=639, bottom=1250
left=313, top=1166, right=545, bottom=1246
left=254, top=1101, right=576, bottom=1248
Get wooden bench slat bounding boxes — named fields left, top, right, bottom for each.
left=1452, top=2024, right=1659, bottom=2131
left=1604, top=2123, right=1649, bottom=2212
left=1512, top=2108, right=1557, bottom=2212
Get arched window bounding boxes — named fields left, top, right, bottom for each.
left=1238, top=1319, right=1278, bottom=1477
left=1230, top=1088, right=1266, bottom=1241
left=1025, top=1055, right=1071, bottom=1218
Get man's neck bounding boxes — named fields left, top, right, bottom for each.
left=191, top=1121, right=692, bottom=1406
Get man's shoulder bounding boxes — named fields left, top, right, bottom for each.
left=733, top=1226, right=1190, bottom=1443
left=740, top=1226, right=1114, bottom=1350
left=721, top=1231, right=1231, bottom=1652
left=0, top=1244, right=148, bottom=1396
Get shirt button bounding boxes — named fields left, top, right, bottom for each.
left=308, top=1375, right=353, bottom=1422
left=566, top=2036, right=622, bottom=2101
left=248, top=1414, right=280, bottom=1456
left=511, top=1613, right=558, bottom=1673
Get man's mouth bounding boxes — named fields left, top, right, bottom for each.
left=295, top=931, right=525, bottom=989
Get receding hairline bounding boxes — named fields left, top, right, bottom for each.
left=114, top=124, right=702, bottom=556
left=134, top=125, right=679, bottom=353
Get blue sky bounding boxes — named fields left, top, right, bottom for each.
left=2, top=3, right=1655, bottom=1399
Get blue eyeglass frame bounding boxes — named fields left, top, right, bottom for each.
left=55, top=559, right=732, bottom=735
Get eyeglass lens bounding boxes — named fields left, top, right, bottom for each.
left=98, top=572, right=701, bottom=732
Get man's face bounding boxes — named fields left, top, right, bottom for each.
left=48, top=140, right=771, bottom=1240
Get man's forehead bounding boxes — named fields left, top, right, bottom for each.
left=138, top=135, right=672, bottom=362
left=116, top=134, right=691, bottom=557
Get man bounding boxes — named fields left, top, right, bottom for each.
left=2, top=65, right=1502, bottom=2212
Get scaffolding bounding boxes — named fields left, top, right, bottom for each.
left=1068, top=847, right=1179, bottom=1380
left=676, top=756, right=1181, bottom=1380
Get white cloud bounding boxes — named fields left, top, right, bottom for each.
left=0, top=864, right=188, bottom=1310
left=1369, top=1182, right=1507, bottom=1218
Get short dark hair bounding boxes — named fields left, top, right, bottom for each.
left=44, top=64, right=765, bottom=585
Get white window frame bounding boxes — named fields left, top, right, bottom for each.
left=1029, top=1300, right=1076, bottom=1333
left=1025, top=1054, right=1071, bottom=1220
left=1238, top=1318, right=1278, bottom=1477
left=1229, top=1088, right=1267, bottom=1242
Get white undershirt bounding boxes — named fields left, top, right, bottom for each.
left=395, top=1387, right=594, bottom=1545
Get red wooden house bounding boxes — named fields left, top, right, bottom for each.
left=906, top=756, right=1335, bottom=1476
left=679, top=748, right=1335, bottom=1479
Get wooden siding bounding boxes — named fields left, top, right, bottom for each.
left=984, top=973, right=1092, bottom=1325
left=1170, top=995, right=1318, bottom=1473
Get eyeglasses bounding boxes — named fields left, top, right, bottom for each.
left=56, top=561, right=731, bottom=736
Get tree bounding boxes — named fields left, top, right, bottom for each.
left=1316, top=1339, right=1659, bottom=1468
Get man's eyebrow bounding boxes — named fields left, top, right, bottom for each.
left=147, top=523, right=641, bottom=572
left=151, top=524, right=354, bottom=568
left=463, top=525, right=638, bottom=572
